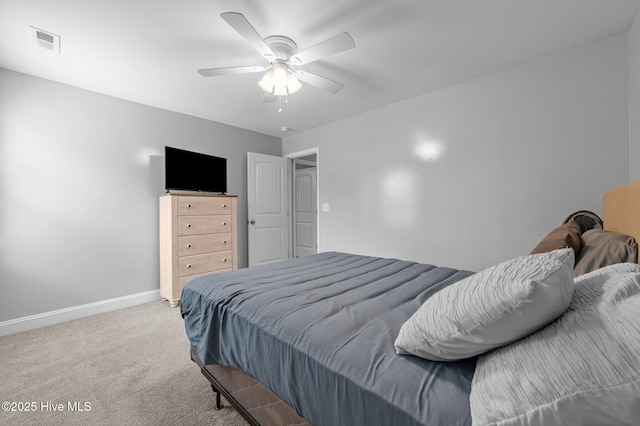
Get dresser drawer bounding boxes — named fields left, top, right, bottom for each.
left=178, top=233, right=232, bottom=256
left=179, top=196, right=233, bottom=216
left=178, top=215, right=232, bottom=236
left=179, top=269, right=232, bottom=291
left=179, top=250, right=233, bottom=277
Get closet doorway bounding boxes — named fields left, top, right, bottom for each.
left=291, top=152, right=318, bottom=258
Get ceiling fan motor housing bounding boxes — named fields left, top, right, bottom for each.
left=264, top=35, right=298, bottom=61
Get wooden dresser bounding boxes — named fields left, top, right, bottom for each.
left=159, top=194, right=238, bottom=307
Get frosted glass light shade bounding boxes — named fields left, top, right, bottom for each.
left=286, top=74, right=302, bottom=94
left=258, top=71, right=275, bottom=93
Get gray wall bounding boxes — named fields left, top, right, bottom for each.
left=630, top=8, right=640, bottom=181
left=0, top=68, right=281, bottom=322
left=2, top=26, right=636, bottom=323
left=284, top=33, right=630, bottom=272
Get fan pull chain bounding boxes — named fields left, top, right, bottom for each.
left=277, top=95, right=290, bottom=113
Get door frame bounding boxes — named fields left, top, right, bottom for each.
left=285, top=147, right=320, bottom=256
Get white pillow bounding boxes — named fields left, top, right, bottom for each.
left=394, top=248, right=574, bottom=361
left=470, top=263, right=640, bottom=426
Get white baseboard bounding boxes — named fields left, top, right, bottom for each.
left=0, top=290, right=161, bottom=337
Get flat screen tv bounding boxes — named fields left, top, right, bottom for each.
left=165, top=146, right=227, bottom=194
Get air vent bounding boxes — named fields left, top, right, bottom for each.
left=29, top=26, right=60, bottom=53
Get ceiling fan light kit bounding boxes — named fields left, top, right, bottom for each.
left=258, top=61, right=302, bottom=96
left=198, top=12, right=355, bottom=110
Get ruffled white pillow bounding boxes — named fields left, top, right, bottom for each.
left=470, top=262, right=640, bottom=426
left=394, top=249, right=574, bottom=361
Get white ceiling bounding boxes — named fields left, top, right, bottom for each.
left=1, top=0, right=639, bottom=138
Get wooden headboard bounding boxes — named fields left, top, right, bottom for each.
left=603, top=180, right=640, bottom=247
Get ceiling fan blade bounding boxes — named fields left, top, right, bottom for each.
left=220, top=12, right=274, bottom=60
left=291, top=32, right=355, bottom=65
left=198, top=65, right=267, bottom=77
left=295, top=70, right=344, bottom=94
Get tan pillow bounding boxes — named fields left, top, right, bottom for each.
left=531, top=222, right=583, bottom=257
left=573, top=229, right=638, bottom=276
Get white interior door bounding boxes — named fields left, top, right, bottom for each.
left=294, top=165, right=317, bottom=257
left=247, top=152, right=288, bottom=267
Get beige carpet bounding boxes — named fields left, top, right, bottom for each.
left=0, top=301, right=247, bottom=426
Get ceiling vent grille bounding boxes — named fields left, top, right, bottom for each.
left=29, top=26, right=60, bottom=53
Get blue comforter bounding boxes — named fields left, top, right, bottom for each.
left=181, top=252, right=475, bottom=426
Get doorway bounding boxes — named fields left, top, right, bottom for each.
left=247, top=148, right=319, bottom=266
left=286, top=148, right=319, bottom=259
left=291, top=155, right=317, bottom=258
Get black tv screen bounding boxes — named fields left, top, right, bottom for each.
left=165, top=146, right=227, bottom=194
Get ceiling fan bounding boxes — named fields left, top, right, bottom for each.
left=198, top=12, right=355, bottom=100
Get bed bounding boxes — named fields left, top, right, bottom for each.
left=180, top=180, right=640, bottom=426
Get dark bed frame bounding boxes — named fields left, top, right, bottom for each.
left=190, top=346, right=312, bottom=426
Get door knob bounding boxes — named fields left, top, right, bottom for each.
left=249, top=220, right=255, bottom=225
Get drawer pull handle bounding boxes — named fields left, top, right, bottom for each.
left=186, top=224, right=191, bottom=228
left=187, top=264, right=192, bottom=269
left=223, top=258, right=227, bottom=262
left=187, top=244, right=191, bottom=248
left=223, top=204, right=227, bottom=208
left=223, top=240, right=227, bottom=244
left=187, top=204, right=191, bottom=208
left=222, top=222, right=227, bottom=226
